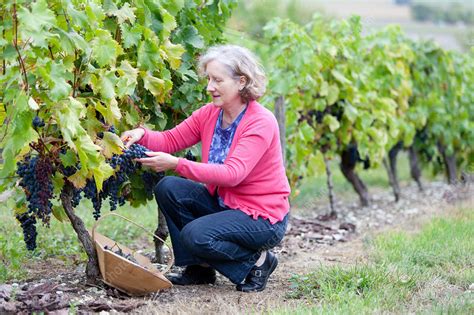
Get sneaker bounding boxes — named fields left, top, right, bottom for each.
left=236, top=252, right=278, bottom=292
left=166, top=265, right=216, bottom=285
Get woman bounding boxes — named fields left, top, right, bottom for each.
left=121, top=45, right=290, bottom=292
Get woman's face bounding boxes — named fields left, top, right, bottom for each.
left=205, top=60, right=244, bottom=109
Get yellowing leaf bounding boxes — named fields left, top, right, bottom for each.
left=0, top=103, right=6, bottom=124
left=307, top=151, right=326, bottom=175
left=68, top=170, right=88, bottom=189
left=162, top=40, right=185, bottom=70
left=141, top=71, right=166, bottom=101
left=93, top=162, right=114, bottom=192
left=100, top=132, right=124, bottom=158
left=95, top=99, right=121, bottom=125
left=28, top=97, right=39, bottom=110
left=52, top=205, right=69, bottom=222
left=108, top=98, right=122, bottom=121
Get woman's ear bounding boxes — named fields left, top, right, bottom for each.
left=239, top=76, right=247, bottom=90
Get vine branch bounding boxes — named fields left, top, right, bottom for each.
left=12, top=4, right=29, bottom=92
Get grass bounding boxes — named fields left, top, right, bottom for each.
left=0, top=197, right=160, bottom=283
left=281, top=205, right=474, bottom=314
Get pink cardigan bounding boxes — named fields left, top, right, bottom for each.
left=138, top=100, right=291, bottom=224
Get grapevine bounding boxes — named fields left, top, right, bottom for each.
left=0, top=0, right=236, bottom=281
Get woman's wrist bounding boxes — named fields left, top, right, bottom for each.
left=172, top=156, right=180, bottom=169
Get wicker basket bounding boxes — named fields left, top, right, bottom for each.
left=91, top=213, right=173, bottom=296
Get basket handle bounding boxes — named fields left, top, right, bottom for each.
left=91, top=212, right=174, bottom=275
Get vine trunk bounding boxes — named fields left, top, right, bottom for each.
left=60, top=182, right=100, bottom=284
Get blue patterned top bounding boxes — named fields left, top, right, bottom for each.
left=208, top=106, right=247, bottom=207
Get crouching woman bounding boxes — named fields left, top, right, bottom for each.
left=121, top=45, right=290, bottom=292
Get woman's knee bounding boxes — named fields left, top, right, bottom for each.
left=180, top=222, right=212, bottom=255
left=153, top=176, right=178, bottom=200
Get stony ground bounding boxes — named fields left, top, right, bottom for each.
left=0, top=180, right=471, bottom=314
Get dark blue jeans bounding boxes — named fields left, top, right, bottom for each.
left=154, top=176, right=288, bottom=284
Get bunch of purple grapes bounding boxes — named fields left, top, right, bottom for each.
left=16, top=156, right=54, bottom=251
left=16, top=213, right=37, bottom=251
left=16, top=156, right=54, bottom=224
left=81, top=144, right=155, bottom=219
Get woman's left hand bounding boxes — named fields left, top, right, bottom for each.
left=136, top=151, right=179, bottom=172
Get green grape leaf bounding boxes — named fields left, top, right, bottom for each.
left=124, top=108, right=141, bottom=126
left=120, top=24, right=142, bottom=49
left=137, top=38, right=160, bottom=70
left=0, top=93, right=37, bottom=178
left=331, top=70, right=351, bottom=84
left=54, top=98, right=112, bottom=190
left=161, top=0, right=185, bottom=15
left=179, top=25, right=204, bottom=49
left=344, top=103, right=358, bottom=122
left=85, top=2, right=106, bottom=25
left=49, top=62, right=73, bottom=102
left=59, top=29, right=90, bottom=54
left=298, top=121, right=315, bottom=142
left=327, top=84, right=339, bottom=105
left=319, top=81, right=329, bottom=96
left=323, top=115, right=340, bottom=132
left=91, top=29, right=122, bottom=67
left=108, top=2, right=136, bottom=24
left=51, top=172, right=65, bottom=196
left=55, top=98, right=87, bottom=145
left=307, top=151, right=326, bottom=175
left=17, top=0, right=55, bottom=30
left=67, top=2, right=89, bottom=29
left=159, top=6, right=177, bottom=38
left=117, top=61, right=138, bottom=97
left=60, top=150, right=78, bottom=168
left=91, top=70, right=117, bottom=100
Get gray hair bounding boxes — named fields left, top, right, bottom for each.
left=198, top=45, right=267, bottom=102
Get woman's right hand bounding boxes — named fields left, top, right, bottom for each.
left=120, top=128, right=145, bottom=148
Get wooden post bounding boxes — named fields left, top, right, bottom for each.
left=274, top=96, right=286, bottom=165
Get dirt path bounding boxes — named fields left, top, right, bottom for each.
left=1, top=181, right=471, bottom=314
left=137, top=181, right=467, bottom=314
